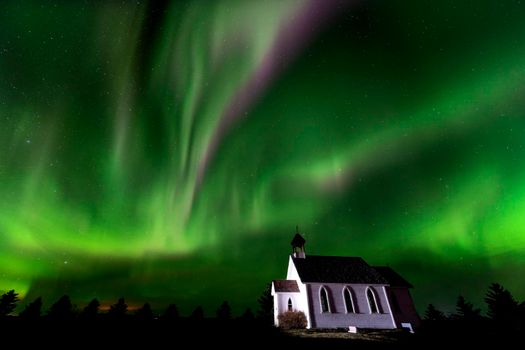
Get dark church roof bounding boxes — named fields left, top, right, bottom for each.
left=373, top=266, right=413, bottom=288
left=292, top=255, right=389, bottom=284
left=273, top=280, right=300, bottom=293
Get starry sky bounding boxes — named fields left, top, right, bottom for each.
left=1, top=0, right=525, bottom=315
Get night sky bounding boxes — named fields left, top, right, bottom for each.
left=1, top=0, right=525, bottom=315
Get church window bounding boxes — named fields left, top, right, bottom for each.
left=320, top=286, right=330, bottom=313
left=344, top=287, right=355, bottom=313
left=367, top=287, right=379, bottom=314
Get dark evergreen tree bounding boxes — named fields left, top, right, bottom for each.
left=240, top=308, right=255, bottom=322
left=0, top=290, right=19, bottom=317
left=455, top=295, right=482, bottom=320
left=47, top=295, right=75, bottom=320
left=520, top=301, right=525, bottom=326
left=484, top=283, right=520, bottom=330
left=162, top=304, right=179, bottom=321
left=80, top=298, right=100, bottom=320
left=424, top=304, right=446, bottom=321
left=256, top=283, right=273, bottom=324
left=19, top=297, right=42, bottom=320
left=108, top=298, right=128, bottom=319
left=216, top=301, right=231, bottom=320
left=135, top=303, right=154, bottom=320
left=190, top=306, right=204, bottom=320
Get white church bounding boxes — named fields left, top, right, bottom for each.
left=271, top=232, right=420, bottom=331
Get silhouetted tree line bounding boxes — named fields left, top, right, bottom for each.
left=423, top=283, right=525, bottom=334
left=0, top=283, right=273, bottom=325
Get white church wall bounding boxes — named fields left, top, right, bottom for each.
left=273, top=292, right=300, bottom=326
left=286, top=256, right=299, bottom=280
left=285, top=257, right=312, bottom=327
left=306, top=283, right=396, bottom=329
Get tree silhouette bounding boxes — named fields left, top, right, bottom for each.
left=454, top=295, right=481, bottom=321
left=19, top=297, right=42, bottom=320
left=256, top=283, right=273, bottom=324
left=0, top=290, right=19, bottom=317
left=190, top=306, right=204, bottom=320
left=135, top=303, right=154, bottom=320
left=216, top=301, right=231, bottom=320
left=108, top=298, right=128, bottom=319
left=162, top=304, right=179, bottom=321
left=48, top=295, right=75, bottom=320
left=240, top=308, right=255, bottom=322
left=80, top=298, right=100, bottom=320
left=485, top=283, right=520, bottom=330
left=424, top=304, right=446, bottom=321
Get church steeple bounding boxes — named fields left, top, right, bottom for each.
left=291, top=226, right=306, bottom=258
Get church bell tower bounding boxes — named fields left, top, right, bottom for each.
left=291, top=226, right=306, bottom=259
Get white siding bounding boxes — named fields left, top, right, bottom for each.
left=273, top=292, right=301, bottom=326
left=306, top=283, right=396, bottom=329
left=286, top=256, right=300, bottom=280
left=272, top=257, right=312, bottom=327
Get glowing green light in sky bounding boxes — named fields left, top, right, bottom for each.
left=1, top=0, right=525, bottom=312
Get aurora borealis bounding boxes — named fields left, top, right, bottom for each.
left=1, top=0, right=525, bottom=314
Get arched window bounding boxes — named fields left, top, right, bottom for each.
left=367, top=287, right=379, bottom=314
left=320, top=286, right=330, bottom=313
left=343, top=287, right=355, bottom=313
left=287, top=298, right=293, bottom=311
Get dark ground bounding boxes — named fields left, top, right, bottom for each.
left=1, top=318, right=522, bottom=348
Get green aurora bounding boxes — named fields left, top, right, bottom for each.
left=1, top=0, right=525, bottom=314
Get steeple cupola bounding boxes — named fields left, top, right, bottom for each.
left=291, top=226, right=306, bottom=258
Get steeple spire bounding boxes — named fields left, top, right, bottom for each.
left=291, top=226, right=306, bottom=258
